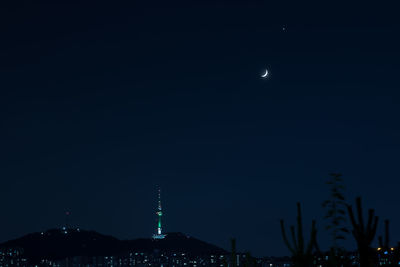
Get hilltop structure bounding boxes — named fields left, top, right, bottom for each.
left=152, top=187, right=166, bottom=239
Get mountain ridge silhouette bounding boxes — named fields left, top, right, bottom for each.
left=0, top=229, right=227, bottom=264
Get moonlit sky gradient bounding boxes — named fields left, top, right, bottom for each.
left=1, top=1, right=400, bottom=256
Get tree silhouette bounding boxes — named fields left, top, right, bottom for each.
left=322, top=173, right=350, bottom=266
left=347, top=197, right=378, bottom=267
left=280, top=202, right=318, bottom=267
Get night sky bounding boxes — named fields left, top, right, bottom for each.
left=1, top=1, right=400, bottom=257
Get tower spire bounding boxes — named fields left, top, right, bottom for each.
left=152, top=186, right=166, bottom=239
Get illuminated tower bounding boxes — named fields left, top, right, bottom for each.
left=152, top=187, right=166, bottom=239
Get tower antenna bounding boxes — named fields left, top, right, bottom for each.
left=152, top=186, right=166, bottom=239
left=63, top=211, right=70, bottom=234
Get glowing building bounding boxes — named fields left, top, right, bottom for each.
left=152, top=187, right=166, bottom=239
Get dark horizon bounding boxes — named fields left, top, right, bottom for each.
left=1, top=1, right=400, bottom=257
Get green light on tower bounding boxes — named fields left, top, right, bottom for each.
left=153, top=187, right=166, bottom=239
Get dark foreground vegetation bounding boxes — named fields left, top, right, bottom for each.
left=278, top=173, right=398, bottom=267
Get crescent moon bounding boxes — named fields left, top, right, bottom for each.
left=261, top=69, right=269, bottom=78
